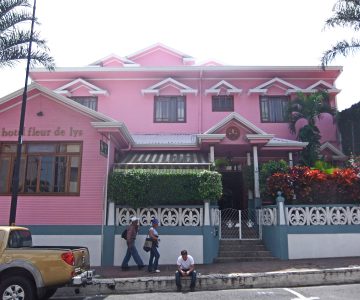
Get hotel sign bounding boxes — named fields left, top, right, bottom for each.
left=1, top=127, right=83, bottom=137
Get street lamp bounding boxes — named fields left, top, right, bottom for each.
left=9, top=0, right=37, bottom=225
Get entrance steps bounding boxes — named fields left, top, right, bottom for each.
left=214, top=240, right=278, bottom=263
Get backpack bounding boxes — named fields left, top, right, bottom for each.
left=121, top=228, right=128, bottom=240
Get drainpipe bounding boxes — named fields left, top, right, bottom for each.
left=199, top=69, right=203, bottom=133
left=101, top=133, right=111, bottom=266
left=247, top=152, right=254, bottom=209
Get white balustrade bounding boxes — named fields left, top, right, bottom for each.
left=262, top=207, right=277, bottom=226
left=116, top=206, right=204, bottom=226
left=284, top=206, right=360, bottom=226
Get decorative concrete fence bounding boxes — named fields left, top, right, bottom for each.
left=261, top=198, right=360, bottom=260
left=106, top=202, right=220, bottom=266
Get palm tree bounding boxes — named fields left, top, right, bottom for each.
left=321, top=0, right=360, bottom=68
left=0, top=0, right=54, bottom=69
left=287, top=91, right=336, bottom=166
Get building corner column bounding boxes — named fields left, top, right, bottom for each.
left=252, top=145, right=261, bottom=209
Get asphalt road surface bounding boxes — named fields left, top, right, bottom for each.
left=54, top=283, right=360, bottom=300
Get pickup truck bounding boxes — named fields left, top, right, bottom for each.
left=0, top=226, right=93, bottom=300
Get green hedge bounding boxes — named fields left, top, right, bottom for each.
left=108, top=169, right=222, bottom=207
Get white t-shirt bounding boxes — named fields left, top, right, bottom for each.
left=177, top=254, right=195, bottom=270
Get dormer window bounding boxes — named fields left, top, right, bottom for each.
left=70, top=96, right=98, bottom=111
left=154, top=96, right=185, bottom=123
left=212, top=95, right=234, bottom=112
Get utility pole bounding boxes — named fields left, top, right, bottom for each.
left=9, top=0, right=37, bottom=225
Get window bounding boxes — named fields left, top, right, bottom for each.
left=154, top=96, right=185, bottom=123
left=260, top=96, right=289, bottom=123
left=0, top=142, right=82, bottom=195
left=212, top=95, right=234, bottom=112
left=70, top=96, right=98, bottom=111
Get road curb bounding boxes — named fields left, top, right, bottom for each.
left=55, top=267, right=360, bottom=296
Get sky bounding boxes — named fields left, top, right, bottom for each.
left=1, top=0, right=360, bottom=111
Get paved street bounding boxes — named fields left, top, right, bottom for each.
left=54, top=283, right=360, bottom=300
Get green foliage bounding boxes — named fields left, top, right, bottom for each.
left=0, top=0, right=55, bottom=69
left=108, top=169, right=222, bottom=208
left=259, top=160, right=289, bottom=195
left=286, top=91, right=335, bottom=166
left=214, top=158, right=230, bottom=171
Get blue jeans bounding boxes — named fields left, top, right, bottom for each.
left=148, top=244, right=160, bottom=271
left=175, top=270, right=197, bottom=288
left=121, top=242, right=144, bottom=267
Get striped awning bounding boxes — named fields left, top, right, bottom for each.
left=115, top=152, right=210, bottom=169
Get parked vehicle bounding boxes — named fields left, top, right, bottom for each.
left=0, top=226, right=93, bottom=300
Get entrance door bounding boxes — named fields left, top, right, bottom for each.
left=218, top=171, right=244, bottom=210
left=219, top=208, right=262, bottom=240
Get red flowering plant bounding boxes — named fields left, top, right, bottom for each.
left=265, top=164, right=360, bottom=205
left=330, top=168, right=360, bottom=203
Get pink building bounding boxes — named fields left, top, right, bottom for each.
left=0, top=44, right=346, bottom=265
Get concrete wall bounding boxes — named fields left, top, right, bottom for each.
left=262, top=224, right=360, bottom=260
left=27, top=224, right=219, bottom=267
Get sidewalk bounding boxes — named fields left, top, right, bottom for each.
left=56, top=257, right=360, bottom=296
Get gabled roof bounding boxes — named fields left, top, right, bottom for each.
left=89, top=54, right=138, bottom=67
left=0, top=83, right=133, bottom=145
left=248, top=77, right=302, bottom=95
left=205, top=80, right=242, bottom=95
left=319, top=142, right=346, bottom=159
left=265, top=137, right=308, bottom=148
left=54, top=78, right=108, bottom=96
left=126, top=43, right=195, bottom=62
left=204, top=112, right=267, bottom=135
left=141, top=77, right=198, bottom=95
left=304, top=80, right=340, bottom=94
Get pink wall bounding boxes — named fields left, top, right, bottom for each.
left=0, top=92, right=107, bottom=225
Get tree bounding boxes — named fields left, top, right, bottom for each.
left=321, top=0, right=360, bottom=67
left=287, top=91, right=336, bottom=166
left=0, top=0, right=54, bottom=69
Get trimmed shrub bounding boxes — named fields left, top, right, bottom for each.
left=108, top=169, right=222, bottom=208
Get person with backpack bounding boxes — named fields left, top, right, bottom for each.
left=121, top=216, right=145, bottom=271
left=147, top=218, right=160, bottom=273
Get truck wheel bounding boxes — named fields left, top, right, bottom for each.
left=38, top=288, right=57, bottom=300
left=0, top=276, right=35, bottom=300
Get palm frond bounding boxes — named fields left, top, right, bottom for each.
left=321, top=39, right=360, bottom=68
left=325, top=0, right=360, bottom=31
left=0, top=0, right=55, bottom=70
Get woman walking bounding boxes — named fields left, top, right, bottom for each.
left=148, top=218, right=160, bottom=273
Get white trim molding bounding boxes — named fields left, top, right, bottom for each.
left=205, top=80, right=242, bottom=95
left=204, top=112, right=267, bottom=135
left=248, top=77, right=302, bottom=95
left=54, top=78, right=109, bottom=96
left=141, top=77, right=198, bottom=96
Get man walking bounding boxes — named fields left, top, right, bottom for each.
left=121, top=216, right=145, bottom=270
left=175, top=249, right=196, bottom=292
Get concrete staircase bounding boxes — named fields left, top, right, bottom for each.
left=214, top=239, right=277, bottom=263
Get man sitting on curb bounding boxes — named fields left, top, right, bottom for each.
left=175, top=249, right=196, bottom=292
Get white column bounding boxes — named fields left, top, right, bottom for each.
left=253, top=145, right=260, bottom=199
left=203, top=200, right=210, bottom=226
left=246, top=152, right=253, bottom=200
left=107, top=202, right=115, bottom=225
left=209, top=145, right=215, bottom=165
left=288, top=152, right=293, bottom=167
